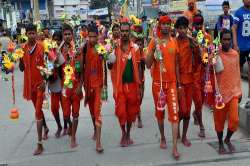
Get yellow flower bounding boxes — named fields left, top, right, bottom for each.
left=12, top=53, right=19, bottom=62
left=51, top=41, right=58, bottom=49
left=3, top=55, right=14, bottom=69
left=202, top=53, right=209, bottom=64
left=97, top=45, right=107, bottom=55
left=14, top=48, right=24, bottom=58
left=196, top=30, right=204, bottom=44
left=64, top=65, right=74, bottom=76
left=43, top=39, right=50, bottom=53
left=64, top=78, right=70, bottom=86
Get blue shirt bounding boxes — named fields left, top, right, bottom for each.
left=234, top=7, right=250, bottom=51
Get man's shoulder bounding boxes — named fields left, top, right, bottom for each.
left=230, top=49, right=239, bottom=56
left=235, top=7, right=245, bottom=15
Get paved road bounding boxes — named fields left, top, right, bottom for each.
left=0, top=69, right=250, bottom=166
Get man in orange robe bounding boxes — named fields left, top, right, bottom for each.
left=60, top=24, right=83, bottom=148
left=19, top=24, right=49, bottom=155
left=175, top=16, right=201, bottom=147
left=214, top=29, right=242, bottom=154
left=110, top=18, right=141, bottom=147
left=183, top=0, right=198, bottom=29
left=191, top=14, right=213, bottom=138
left=146, top=16, right=180, bottom=159
left=83, top=24, right=104, bottom=153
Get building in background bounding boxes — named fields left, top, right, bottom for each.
left=53, top=0, right=89, bottom=19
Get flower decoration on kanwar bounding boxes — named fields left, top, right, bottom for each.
left=63, top=64, right=75, bottom=89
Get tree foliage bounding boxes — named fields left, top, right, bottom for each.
left=89, top=0, right=118, bottom=10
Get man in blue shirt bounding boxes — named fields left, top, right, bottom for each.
left=232, top=0, right=250, bottom=107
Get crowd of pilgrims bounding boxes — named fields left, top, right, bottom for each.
left=2, top=0, right=250, bottom=160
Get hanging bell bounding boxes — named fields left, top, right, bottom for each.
left=215, top=93, right=225, bottom=110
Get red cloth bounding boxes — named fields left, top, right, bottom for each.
left=213, top=97, right=239, bottom=132
left=31, top=90, right=44, bottom=120
left=153, top=82, right=179, bottom=123
left=179, top=83, right=193, bottom=119
left=60, top=44, right=83, bottom=119
left=113, top=42, right=141, bottom=125
left=22, top=42, right=44, bottom=100
left=62, top=94, right=82, bottom=119
left=147, top=38, right=179, bottom=83
left=50, top=92, right=62, bottom=116
left=115, top=83, right=140, bottom=125
left=88, top=86, right=102, bottom=126
left=157, top=16, right=172, bottom=38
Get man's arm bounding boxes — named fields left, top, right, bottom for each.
left=145, top=40, right=155, bottom=69
left=232, top=24, right=239, bottom=52
left=19, top=58, right=25, bottom=72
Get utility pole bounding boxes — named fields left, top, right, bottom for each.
left=33, top=0, right=40, bottom=22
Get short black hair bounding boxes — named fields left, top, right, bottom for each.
left=52, top=30, right=62, bottom=41
left=112, top=23, right=120, bottom=31
left=25, top=24, right=37, bottom=32
left=220, top=28, right=232, bottom=39
left=88, top=23, right=98, bottom=34
left=62, top=24, right=73, bottom=33
left=175, top=16, right=189, bottom=29
left=222, top=1, right=230, bottom=7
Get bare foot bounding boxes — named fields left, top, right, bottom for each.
left=70, top=138, right=78, bottom=149
left=92, top=132, right=96, bottom=141
left=96, top=143, right=104, bottom=153
left=62, top=128, right=68, bottom=136
left=224, top=140, right=236, bottom=153
left=218, top=144, right=227, bottom=154
left=127, top=138, right=134, bottom=145
left=137, top=120, right=143, bottom=128
left=33, top=143, right=44, bottom=155
left=198, top=129, right=205, bottom=138
left=160, top=138, right=167, bottom=149
left=172, top=149, right=180, bottom=160
left=120, top=135, right=127, bottom=147
left=182, top=138, right=192, bottom=147
left=43, top=128, right=49, bottom=140
left=55, top=127, right=62, bottom=138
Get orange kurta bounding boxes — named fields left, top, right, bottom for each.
left=113, top=42, right=141, bottom=125
left=183, top=0, right=198, bottom=28
left=213, top=49, right=241, bottom=132
left=22, top=42, right=45, bottom=120
left=83, top=43, right=103, bottom=125
left=147, top=37, right=179, bottom=123
left=177, top=38, right=195, bottom=119
left=61, top=45, right=83, bottom=119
